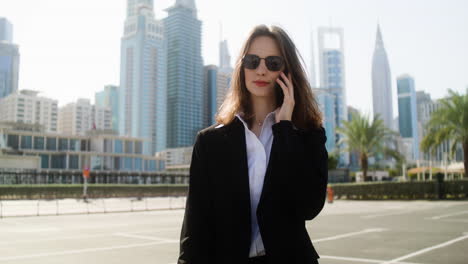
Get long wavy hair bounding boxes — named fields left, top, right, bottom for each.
left=215, top=24, right=323, bottom=130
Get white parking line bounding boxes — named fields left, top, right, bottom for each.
left=113, top=232, right=178, bottom=243
left=379, top=233, right=468, bottom=264
left=0, top=240, right=178, bottom=262
left=428, top=210, right=468, bottom=220
left=313, top=228, right=387, bottom=243
left=320, top=255, right=422, bottom=264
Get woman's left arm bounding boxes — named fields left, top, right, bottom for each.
left=274, top=72, right=328, bottom=221
left=271, top=121, right=328, bottom=221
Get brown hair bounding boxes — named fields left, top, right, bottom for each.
left=215, top=24, right=323, bottom=130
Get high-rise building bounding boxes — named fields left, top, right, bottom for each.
left=217, top=39, right=232, bottom=115
left=397, top=74, right=419, bottom=160
left=95, top=85, right=119, bottom=132
left=0, top=90, right=58, bottom=132
left=164, top=0, right=203, bottom=148
left=0, top=18, right=13, bottom=43
left=317, top=27, right=348, bottom=166
left=58, top=99, right=112, bottom=136
left=203, top=65, right=218, bottom=127
left=0, top=18, right=19, bottom=99
left=119, top=0, right=167, bottom=155
left=371, top=25, right=393, bottom=129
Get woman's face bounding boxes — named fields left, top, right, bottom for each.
left=244, top=36, right=283, bottom=100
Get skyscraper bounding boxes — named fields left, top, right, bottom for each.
left=397, top=74, right=419, bottom=160
left=0, top=17, right=19, bottom=99
left=118, top=0, right=167, bottom=155
left=317, top=27, right=348, bottom=166
left=203, top=65, right=217, bottom=127
left=0, top=18, right=13, bottom=43
left=95, top=85, right=119, bottom=132
left=164, top=0, right=203, bottom=148
left=217, top=39, right=232, bottom=113
left=371, top=25, right=393, bottom=129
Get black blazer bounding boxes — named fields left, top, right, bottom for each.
left=178, top=117, right=328, bottom=264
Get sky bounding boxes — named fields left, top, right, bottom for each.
left=1, top=0, right=467, bottom=118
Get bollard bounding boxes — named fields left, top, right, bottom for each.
left=56, top=199, right=59, bottom=216
left=102, top=199, right=107, bottom=213
left=327, top=185, right=334, bottom=204
left=37, top=200, right=40, bottom=216
left=145, top=198, right=148, bottom=211
left=0, top=200, right=2, bottom=219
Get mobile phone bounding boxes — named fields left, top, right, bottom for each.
left=274, top=69, right=289, bottom=105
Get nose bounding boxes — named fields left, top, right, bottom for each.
left=256, top=59, right=267, bottom=75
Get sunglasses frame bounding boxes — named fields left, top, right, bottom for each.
left=242, top=54, right=284, bottom=72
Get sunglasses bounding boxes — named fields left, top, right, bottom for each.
left=242, top=54, right=284, bottom=71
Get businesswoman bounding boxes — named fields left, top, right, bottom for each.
left=178, top=25, right=328, bottom=264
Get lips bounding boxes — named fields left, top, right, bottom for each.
left=254, top=81, right=270, bottom=87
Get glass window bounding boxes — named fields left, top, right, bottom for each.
left=125, top=141, right=133, bottom=154
left=34, top=136, right=45, bottom=150
left=114, top=157, right=120, bottom=170
left=124, top=157, right=132, bottom=170
left=69, top=155, right=79, bottom=169
left=20, top=135, right=32, bottom=149
left=58, top=138, right=68, bottom=151
left=40, top=154, right=49, bottom=169
left=70, top=139, right=80, bottom=151
left=7, top=134, right=19, bottom=149
left=134, top=158, right=142, bottom=171
left=104, top=139, right=112, bottom=153
left=46, top=137, right=57, bottom=151
left=135, top=141, right=142, bottom=154
left=114, top=140, right=123, bottom=153
left=81, top=140, right=88, bottom=151
left=91, top=155, right=102, bottom=170
left=51, top=154, right=66, bottom=169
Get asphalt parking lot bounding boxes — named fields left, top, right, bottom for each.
left=0, top=199, right=467, bottom=264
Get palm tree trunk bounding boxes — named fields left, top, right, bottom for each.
left=463, top=141, right=468, bottom=179
left=360, top=153, right=368, bottom=182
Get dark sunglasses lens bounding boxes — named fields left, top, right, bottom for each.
left=243, top=55, right=260, bottom=69
left=265, top=56, right=283, bottom=71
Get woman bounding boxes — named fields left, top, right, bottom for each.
left=178, top=25, right=328, bottom=264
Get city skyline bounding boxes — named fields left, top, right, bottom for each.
left=1, top=0, right=467, bottom=119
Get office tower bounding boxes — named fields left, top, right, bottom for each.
left=164, top=0, right=203, bottom=148
left=0, top=90, right=58, bottom=132
left=0, top=18, right=19, bottom=99
left=371, top=25, right=393, bottom=129
left=95, top=85, right=119, bottom=131
left=397, top=74, right=419, bottom=160
left=317, top=27, right=348, bottom=166
left=58, top=98, right=112, bottom=136
left=119, top=0, right=167, bottom=155
left=0, top=18, right=13, bottom=43
left=217, top=39, right=232, bottom=113
left=309, top=30, right=317, bottom=88
left=203, top=65, right=218, bottom=127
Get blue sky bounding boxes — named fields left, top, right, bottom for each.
left=1, top=0, right=467, bottom=118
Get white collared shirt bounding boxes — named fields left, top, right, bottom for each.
left=235, top=111, right=276, bottom=258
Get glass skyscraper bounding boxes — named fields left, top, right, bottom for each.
left=203, top=65, right=217, bottom=127
left=372, top=25, right=393, bottom=129
left=397, top=74, right=419, bottom=160
left=164, top=0, right=203, bottom=148
left=95, top=85, right=119, bottom=132
left=118, top=0, right=167, bottom=155
left=317, top=27, right=349, bottom=166
left=0, top=17, right=19, bottom=99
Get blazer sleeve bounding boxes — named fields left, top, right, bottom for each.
left=271, top=120, right=328, bottom=221
left=178, top=132, right=213, bottom=264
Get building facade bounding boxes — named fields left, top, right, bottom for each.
left=397, top=74, right=419, bottom=160
left=95, top=85, right=119, bottom=131
left=0, top=90, right=58, bottom=132
left=164, top=0, right=203, bottom=148
left=371, top=25, right=394, bottom=129
left=119, top=0, right=167, bottom=155
left=317, top=27, right=348, bottom=166
left=203, top=65, right=217, bottom=127
left=0, top=18, right=19, bottom=99
left=58, top=99, right=112, bottom=136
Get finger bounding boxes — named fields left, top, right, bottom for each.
left=288, top=73, right=294, bottom=98
left=280, top=72, right=291, bottom=87
left=276, top=78, right=290, bottom=98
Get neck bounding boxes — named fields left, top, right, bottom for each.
left=250, top=95, right=276, bottom=127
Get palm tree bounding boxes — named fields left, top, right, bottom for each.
left=337, top=112, right=401, bottom=181
left=421, top=89, right=468, bottom=178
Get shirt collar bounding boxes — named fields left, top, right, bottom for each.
left=235, top=111, right=276, bottom=129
